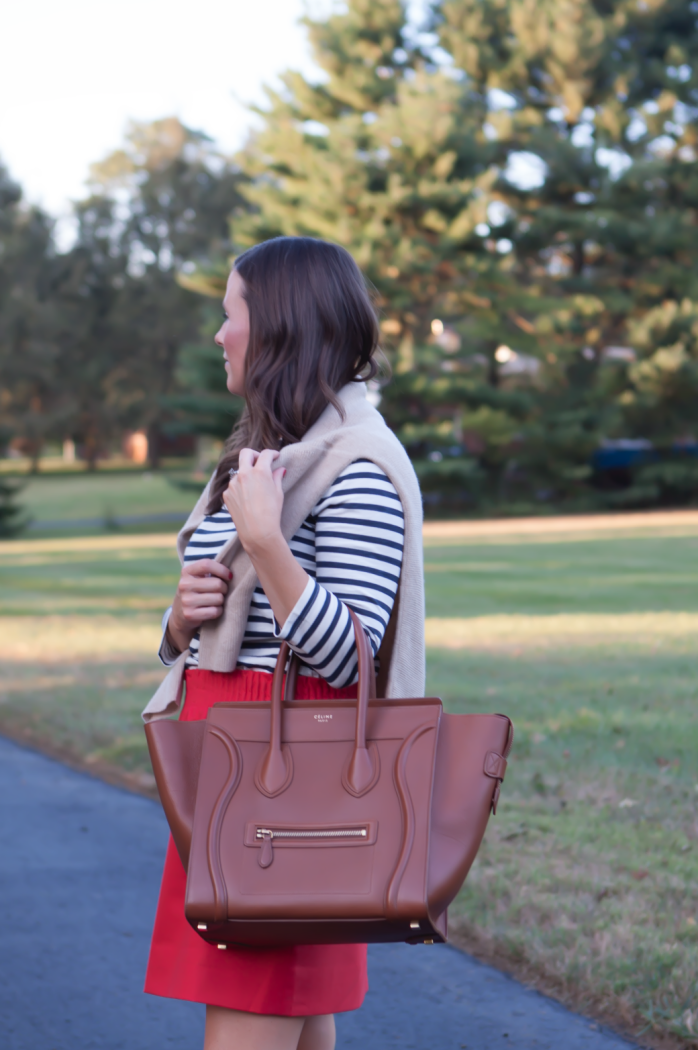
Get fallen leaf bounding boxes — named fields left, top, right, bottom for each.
left=618, top=798, right=638, bottom=808
left=630, top=869, right=649, bottom=881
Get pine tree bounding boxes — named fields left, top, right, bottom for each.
left=218, top=0, right=698, bottom=510
left=0, top=163, right=60, bottom=470
left=0, top=477, right=29, bottom=538
left=618, top=298, right=698, bottom=504
left=165, top=308, right=243, bottom=444
left=234, top=0, right=556, bottom=511
left=435, top=0, right=698, bottom=507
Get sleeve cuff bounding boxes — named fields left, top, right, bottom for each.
left=158, top=606, right=183, bottom=666
left=273, top=578, right=318, bottom=642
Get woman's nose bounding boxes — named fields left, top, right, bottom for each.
left=214, top=327, right=224, bottom=347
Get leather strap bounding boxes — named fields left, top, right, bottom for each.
left=257, top=610, right=377, bottom=796
left=483, top=751, right=507, bottom=781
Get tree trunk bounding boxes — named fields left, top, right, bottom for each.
left=573, top=241, right=585, bottom=276
left=487, top=350, right=499, bottom=388
left=148, top=422, right=162, bottom=470
left=84, top=427, right=99, bottom=472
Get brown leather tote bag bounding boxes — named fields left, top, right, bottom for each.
left=145, top=611, right=512, bottom=949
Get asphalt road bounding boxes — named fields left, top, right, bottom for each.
left=0, top=736, right=640, bottom=1050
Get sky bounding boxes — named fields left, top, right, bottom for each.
left=1, top=0, right=333, bottom=219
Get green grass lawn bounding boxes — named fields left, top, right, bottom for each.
left=0, top=526, right=696, bottom=1046
left=0, top=536, right=178, bottom=788
left=16, top=470, right=196, bottom=527
left=422, top=532, right=698, bottom=1044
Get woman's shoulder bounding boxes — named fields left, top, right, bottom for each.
left=323, top=411, right=422, bottom=514
left=313, top=459, right=403, bottom=514
left=326, top=458, right=398, bottom=489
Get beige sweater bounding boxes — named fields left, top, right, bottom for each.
left=142, top=381, right=425, bottom=721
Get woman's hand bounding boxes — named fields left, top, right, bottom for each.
left=223, top=448, right=286, bottom=558
left=167, top=559, right=232, bottom=654
left=224, top=447, right=309, bottom=627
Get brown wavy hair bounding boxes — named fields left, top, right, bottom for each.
left=206, top=236, right=380, bottom=513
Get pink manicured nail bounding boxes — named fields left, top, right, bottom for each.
left=283, top=469, right=287, bottom=478
left=228, top=571, right=233, bottom=580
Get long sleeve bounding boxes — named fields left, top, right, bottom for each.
left=275, top=461, right=404, bottom=688
left=158, top=606, right=182, bottom=666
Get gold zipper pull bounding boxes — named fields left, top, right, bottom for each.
left=258, top=829, right=274, bottom=868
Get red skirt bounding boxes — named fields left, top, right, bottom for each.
left=144, top=668, right=369, bottom=1015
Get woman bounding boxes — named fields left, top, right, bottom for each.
left=142, top=237, right=425, bottom=1050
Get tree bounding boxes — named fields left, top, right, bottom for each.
left=435, top=0, right=698, bottom=507
left=0, top=163, right=61, bottom=470
left=42, top=119, right=246, bottom=468
left=165, top=311, right=243, bottom=445
left=616, top=297, right=698, bottom=504
left=222, top=0, right=698, bottom=510
left=0, top=477, right=29, bottom=537
left=85, top=118, right=246, bottom=465
left=1, top=121, right=246, bottom=471
left=231, top=0, right=566, bottom=510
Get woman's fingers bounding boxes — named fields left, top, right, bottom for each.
left=237, top=448, right=280, bottom=475
left=176, top=589, right=225, bottom=628
left=183, top=559, right=232, bottom=581
left=272, top=466, right=285, bottom=493
left=182, top=588, right=226, bottom=606
left=221, top=447, right=285, bottom=558
left=176, top=604, right=223, bottom=629
left=195, top=606, right=226, bottom=622
left=180, top=575, right=228, bottom=593
left=172, top=558, right=231, bottom=632
left=238, top=447, right=260, bottom=471
left=254, top=448, right=281, bottom=474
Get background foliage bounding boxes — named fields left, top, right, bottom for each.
left=3, top=1, right=698, bottom=515
left=0, top=118, right=242, bottom=479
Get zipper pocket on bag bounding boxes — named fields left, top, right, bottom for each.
left=246, top=823, right=376, bottom=868
left=256, top=827, right=368, bottom=841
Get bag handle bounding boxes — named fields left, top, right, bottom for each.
left=256, top=608, right=377, bottom=796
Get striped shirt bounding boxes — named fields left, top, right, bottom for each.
left=161, top=460, right=404, bottom=689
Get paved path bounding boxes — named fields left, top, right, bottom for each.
left=0, top=736, right=640, bottom=1050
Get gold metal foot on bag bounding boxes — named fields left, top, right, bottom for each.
left=423, top=938, right=434, bottom=945
left=197, top=924, right=208, bottom=931
left=410, top=921, right=420, bottom=929
left=217, top=944, right=228, bottom=950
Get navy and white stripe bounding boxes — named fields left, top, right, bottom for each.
left=164, top=460, right=404, bottom=689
